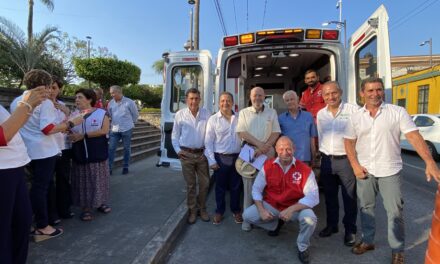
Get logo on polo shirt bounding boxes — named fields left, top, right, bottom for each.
left=291, top=171, right=302, bottom=183
left=91, top=119, right=99, bottom=126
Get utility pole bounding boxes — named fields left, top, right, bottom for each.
left=194, top=0, right=200, bottom=50
left=86, top=36, right=92, bottom=88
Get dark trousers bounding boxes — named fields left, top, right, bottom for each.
left=55, top=149, right=73, bottom=217
left=213, top=153, right=242, bottom=215
left=0, top=167, right=32, bottom=264
left=30, top=156, right=57, bottom=229
left=320, top=154, right=357, bottom=234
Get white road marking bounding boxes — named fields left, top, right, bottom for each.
left=403, top=162, right=425, bottom=172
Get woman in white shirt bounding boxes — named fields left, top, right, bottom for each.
left=0, top=86, right=45, bottom=264
left=10, top=70, right=83, bottom=242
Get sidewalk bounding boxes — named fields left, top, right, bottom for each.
left=27, top=156, right=187, bottom=264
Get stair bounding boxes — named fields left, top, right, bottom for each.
left=113, top=121, right=161, bottom=168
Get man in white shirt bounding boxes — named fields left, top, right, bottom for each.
left=172, top=88, right=211, bottom=224
left=344, top=77, right=440, bottom=264
left=236, top=86, right=281, bottom=231
left=204, top=92, right=243, bottom=225
left=316, top=81, right=359, bottom=246
left=243, top=136, right=318, bottom=264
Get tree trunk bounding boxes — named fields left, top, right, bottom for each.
left=28, top=0, right=34, bottom=44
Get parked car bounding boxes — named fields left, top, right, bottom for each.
left=400, top=114, right=440, bottom=160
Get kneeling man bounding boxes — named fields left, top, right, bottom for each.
left=243, top=136, right=319, bottom=264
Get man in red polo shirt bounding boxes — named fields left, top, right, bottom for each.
left=299, top=69, right=326, bottom=123
left=242, top=136, right=319, bottom=264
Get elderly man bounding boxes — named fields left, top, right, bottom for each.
left=279, top=90, right=317, bottom=165
left=243, top=136, right=319, bottom=264
left=107, top=85, right=139, bottom=175
left=205, top=92, right=243, bottom=225
left=236, top=86, right=281, bottom=231
left=316, top=81, right=359, bottom=246
left=172, top=88, right=211, bottom=224
left=299, top=69, right=326, bottom=123
left=344, top=77, right=440, bottom=264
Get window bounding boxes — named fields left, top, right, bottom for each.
left=170, top=66, right=203, bottom=112
left=397, top=99, right=406, bottom=107
left=355, top=37, right=378, bottom=106
left=414, top=116, right=434, bottom=127
left=417, top=85, right=429, bottom=114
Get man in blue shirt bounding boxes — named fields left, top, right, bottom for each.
left=107, top=85, right=139, bottom=175
left=278, top=90, right=317, bottom=165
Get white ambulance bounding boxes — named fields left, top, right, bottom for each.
left=157, top=5, right=391, bottom=169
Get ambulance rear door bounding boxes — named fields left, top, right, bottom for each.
left=158, top=50, right=213, bottom=169
left=347, top=4, right=391, bottom=105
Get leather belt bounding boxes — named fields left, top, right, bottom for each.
left=322, top=153, right=347, bottom=160
left=215, top=152, right=239, bottom=157
left=181, top=146, right=204, bottom=153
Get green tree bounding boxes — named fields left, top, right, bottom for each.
left=28, top=0, right=54, bottom=44
left=46, top=32, right=116, bottom=83
left=123, top=84, right=162, bottom=108
left=74, top=57, right=141, bottom=90
left=0, top=16, right=59, bottom=87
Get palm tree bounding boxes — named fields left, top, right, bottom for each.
left=0, top=16, right=58, bottom=84
left=28, top=0, right=54, bottom=44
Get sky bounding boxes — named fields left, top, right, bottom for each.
left=1, top=0, right=439, bottom=85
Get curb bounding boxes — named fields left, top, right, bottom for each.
left=131, top=198, right=188, bottom=264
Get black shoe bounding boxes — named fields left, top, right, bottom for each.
left=59, top=212, right=75, bottom=219
left=319, top=226, right=338, bottom=237
left=344, top=233, right=356, bottom=246
left=267, top=219, right=284, bottom=236
left=297, top=247, right=310, bottom=264
left=122, top=168, right=129, bottom=174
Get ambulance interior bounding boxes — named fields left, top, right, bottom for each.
left=225, top=49, right=334, bottom=114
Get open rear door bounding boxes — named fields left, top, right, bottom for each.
left=347, top=5, right=391, bottom=105
left=158, top=50, right=213, bottom=169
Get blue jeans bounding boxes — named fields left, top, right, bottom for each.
left=108, top=129, right=133, bottom=170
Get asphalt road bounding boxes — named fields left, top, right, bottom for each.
left=167, top=152, right=440, bottom=264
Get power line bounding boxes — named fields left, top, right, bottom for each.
left=390, top=0, right=439, bottom=32
left=262, top=0, right=268, bottom=29
left=213, top=0, right=227, bottom=35
left=232, top=0, right=238, bottom=33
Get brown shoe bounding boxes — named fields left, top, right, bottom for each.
left=233, top=213, right=243, bottom=224
left=212, top=213, right=223, bottom=225
left=352, top=242, right=375, bottom=255
left=391, top=252, right=404, bottom=264
left=199, top=210, right=210, bottom=222
left=188, top=211, right=197, bottom=224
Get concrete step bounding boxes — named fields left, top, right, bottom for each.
left=114, top=146, right=160, bottom=168
left=115, top=139, right=161, bottom=157
left=132, top=127, right=158, bottom=135
left=131, top=133, right=161, bottom=145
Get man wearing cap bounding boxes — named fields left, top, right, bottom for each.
left=243, top=136, right=319, bottom=264
left=172, top=88, right=211, bottom=224
left=279, top=90, right=317, bottom=166
left=344, top=77, right=440, bottom=264
left=317, top=81, right=359, bottom=246
left=204, top=92, right=242, bottom=225
left=236, top=86, right=281, bottom=231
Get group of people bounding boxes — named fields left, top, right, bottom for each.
left=0, top=69, right=139, bottom=264
left=171, top=69, right=440, bottom=264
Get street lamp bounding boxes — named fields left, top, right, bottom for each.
left=420, top=38, right=433, bottom=68
left=86, top=36, right=92, bottom=59
left=322, top=20, right=346, bottom=48
left=86, top=36, right=92, bottom=88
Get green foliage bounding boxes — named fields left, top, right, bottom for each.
left=140, top=108, right=161, bottom=113
left=123, top=84, right=162, bottom=108
left=74, top=57, right=141, bottom=89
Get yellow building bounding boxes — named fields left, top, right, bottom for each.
left=392, top=64, right=440, bottom=114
